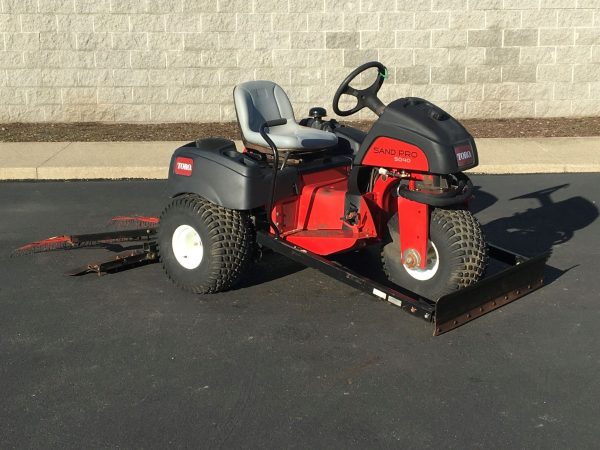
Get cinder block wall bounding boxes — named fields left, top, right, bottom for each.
left=1, top=0, right=599, bottom=122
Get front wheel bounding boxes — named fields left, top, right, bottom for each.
left=157, top=194, right=255, bottom=294
left=382, top=208, right=487, bottom=300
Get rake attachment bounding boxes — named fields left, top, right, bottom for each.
left=109, top=215, right=160, bottom=229
left=12, top=229, right=157, bottom=257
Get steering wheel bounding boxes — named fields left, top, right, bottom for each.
left=332, top=61, right=388, bottom=117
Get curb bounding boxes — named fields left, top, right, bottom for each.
left=1, top=137, right=599, bottom=180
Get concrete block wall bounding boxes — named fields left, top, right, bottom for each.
left=1, top=0, right=600, bottom=122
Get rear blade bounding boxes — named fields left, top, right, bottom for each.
left=433, top=249, right=551, bottom=335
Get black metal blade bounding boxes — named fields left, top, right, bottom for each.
left=65, top=244, right=158, bottom=276
left=69, top=228, right=157, bottom=245
left=256, top=231, right=436, bottom=320
left=258, top=231, right=552, bottom=335
left=433, top=248, right=551, bottom=335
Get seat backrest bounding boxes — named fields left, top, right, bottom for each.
left=233, top=81, right=296, bottom=137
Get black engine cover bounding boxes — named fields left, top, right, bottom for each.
left=356, top=97, right=478, bottom=174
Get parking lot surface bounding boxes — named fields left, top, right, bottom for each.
left=1, top=175, right=598, bottom=449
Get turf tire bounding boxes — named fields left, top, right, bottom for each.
left=158, top=194, right=254, bottom=293
left=382, top=208, right=487, bottom=300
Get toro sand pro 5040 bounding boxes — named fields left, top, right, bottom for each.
left=15, top=62, right=550, bottom=335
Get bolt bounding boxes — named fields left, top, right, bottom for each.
left=403, top=248, right=421, bottom=269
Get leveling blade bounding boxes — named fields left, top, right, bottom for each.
left=434, top=246, right=551, bottom=335
left=258, top=231, right=551, bottom=335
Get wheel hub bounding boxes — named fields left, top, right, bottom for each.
left=402, top=248, right=422, bottom=269
left=171, top=224, right=203, bottom=270
left=403, top=241, right=439, bottom=281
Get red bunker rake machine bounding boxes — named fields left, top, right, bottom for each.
left=14, top=62, right=550, bottom=335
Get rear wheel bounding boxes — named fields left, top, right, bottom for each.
left=158, top=194, right=254, bottom=293
left=382, top=208, right=486, bottom=300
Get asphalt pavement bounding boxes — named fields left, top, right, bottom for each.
left=1, top=174, right=599, bottom=449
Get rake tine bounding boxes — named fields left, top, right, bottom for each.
left=12, top=228, right=157, bottom=257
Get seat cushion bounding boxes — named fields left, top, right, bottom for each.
left=243, top=122, right=338, bottom=150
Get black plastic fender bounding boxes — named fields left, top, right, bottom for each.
left=396, top=173, right=474, bottom=207
left=167, top=138, right=296, bottom=210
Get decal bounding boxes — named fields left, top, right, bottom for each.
left=174, top=157, right=194, bottom=176
left=387, top=296, right=403, bottom=308
left=372, top=288, right=387, bottom=299
left=454, top=144, right=474, bottom=167
left=363, top=137, right=428, bottom=171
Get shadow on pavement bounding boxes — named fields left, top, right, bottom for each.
left=482, top=184, right=598, bottom=253
left=237, top=251, right=306, bottom=289
left=470, top=185, right=499, bottom=214
left=481, top=184, right=598, bottom=283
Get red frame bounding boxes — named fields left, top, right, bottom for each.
left=268, top=136, right=431, bottom=269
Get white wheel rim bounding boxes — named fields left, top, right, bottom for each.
left=403, top=241, right=439, bottom=281
left=171, top=224, right=204, bottom=270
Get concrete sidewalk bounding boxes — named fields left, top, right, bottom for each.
left=0, top=137, right=599, bottom=180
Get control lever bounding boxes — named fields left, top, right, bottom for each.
left=259, top=118, right=288, bottom=238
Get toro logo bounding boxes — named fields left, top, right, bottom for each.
left=454, top=144, right=474, bottom=167
left=174, top=157, right=194, bottom=176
